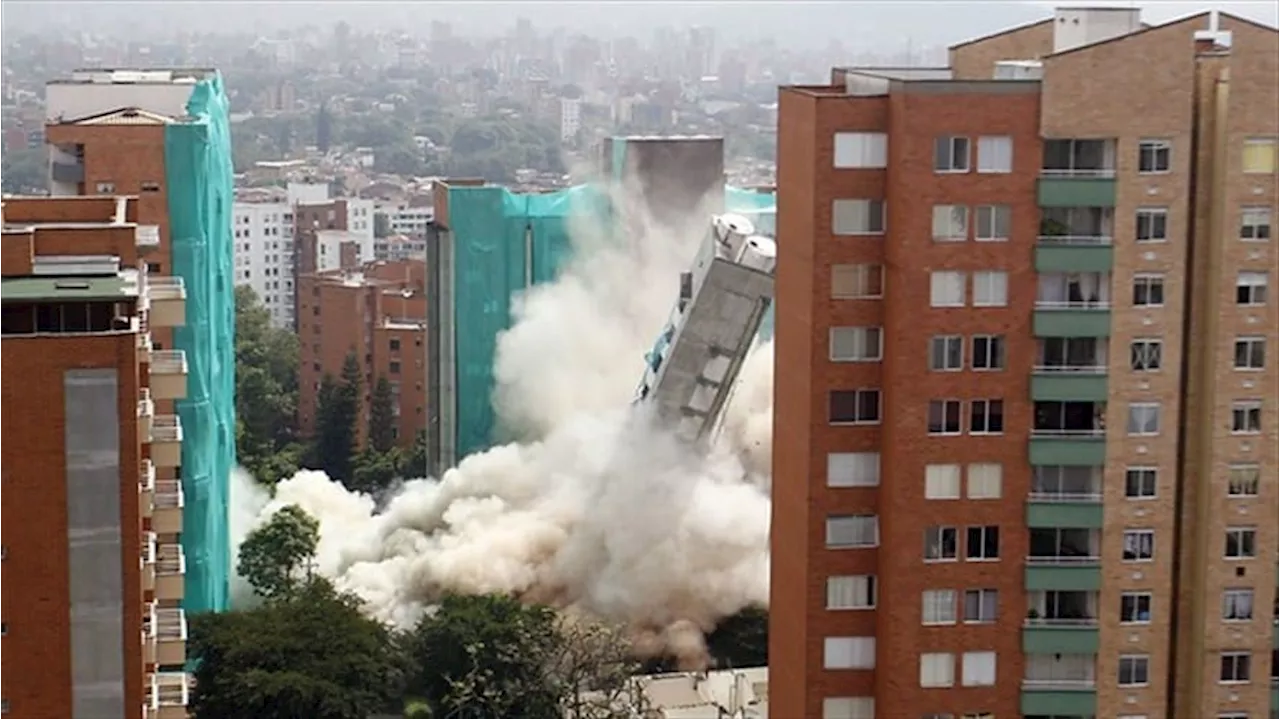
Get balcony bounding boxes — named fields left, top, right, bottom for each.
left=137, top=388, right=155, bottom=442
left=1037, top=208, right=1115, bottom=272
left=150, top=416, right=183, bottom=468
left=139, top=459, right=155, bottom=520
left=136, top=225, right=161, bottom=249
left=152, top=479, right=184, bottom=535
left=147, top=350, right=188, bottom=401
left=1028, top=465, right=1104, bottom=528
left=1030, top=401, right=1107, bottom=465
left=140, top=532, right=156, bottom=593
left=1033, top=338, right=1109, bottom=402
left=154, top=608, right=187, bottom=666
left=1027, top=528, right=1102, bottom=591
left=155, top=543, right=185, bottom=601
left=136, top=313, right=153, bottom=364
left=1035, top=273, right=1112, bottom=338
left=142, top=625, right=156, bottom=665
left=51, top=159, right=85, bottom=183
left=1022, top=651, right=1098, bottom=716
left=1039, top=140, right=1117, bottom=209
left=146, top=277, right=186, bottom=328
left=1024, top=591, right=1100, bottom=653
left=146, top=672, right=190, bottom=719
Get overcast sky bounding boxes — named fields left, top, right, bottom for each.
left=2, top=1, right=1276, bottom=50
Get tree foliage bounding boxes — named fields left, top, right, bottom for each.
left=236, top=504, right=320, bottom=602
left=1, top=146, right=46, bottom=194
left=189, top=578, right=404, bottom=719
left=311, top=351, right=361, bottom=485
left=234, top=286, right=302, bottom=482
left=368, top=375, right=396, bottom=454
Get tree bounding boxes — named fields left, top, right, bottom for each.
left=189, top=578, right=404, bottom=719
left=399, top=430, right=429, bottom=479
left=1, top=146, right=46, bottom=194
left=350, top=446, right=402, bottom=497
left=311, top=351, right=360, bottom=485
left=236, top=504, right=320, bottom=602
left=704, top=604, right=768, bottom=669
left=234, top=286, right=302, bottom=483
left=368, top=376, right=396, bottom=453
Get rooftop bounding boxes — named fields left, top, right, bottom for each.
left=51, top=68, right=217, bottom=86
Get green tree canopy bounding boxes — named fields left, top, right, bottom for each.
left=2, top=146, right=46, bottom=194
left=236, top=504, right=320, bottom=602
left=234, top=285, right=302, bottom=482
left=310, top=351, right=361, bottom=484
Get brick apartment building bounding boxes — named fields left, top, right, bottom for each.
left=297, top=258, right=428, bottom=450
left=2, top=196, right=190, bottom=718
left=770, top=9, right=1277, bottom=719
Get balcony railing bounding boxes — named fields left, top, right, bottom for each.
left=1039, top=168, right=1115, bottom=179
left=1026, top=554, right=1101, bottom=566
left=1031, top=428, right=1105, bottom=439
left=154, top=480, right=183, bottom=511
left=148, top=672, right=190, bottom=716
left=155, top=608, right=187, bottom=641
left=1028, top=492, right=1103, bottom=503
left=148, top=350, right=187, bottom=375
left=156, top=544, right=185, bottom=576
left=151, top=416, right=183, bottom=444
left=1034, top=364, right=1107, bottom=374
left=1034, top=300, right=1112, bottom=310
left=145, top=277, right=186, bottom=300
left=1021, top=678, right=1097, bottom=690
left=136, top=225, right=161, bottom=248
left=1036, top=234, right=1113, bottom=245
left=1024, top=616, right=1099, bottom=627
left=137, top=388, right=155, bottom=420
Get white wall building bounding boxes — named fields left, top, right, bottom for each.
left=559, top=97, right=582, bottom=142
left=232, top=202, right=296, bottom=328
left=375, top=203, right=434, bottom=238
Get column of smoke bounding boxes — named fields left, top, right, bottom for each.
left=230, top=174, right=774, bottom=669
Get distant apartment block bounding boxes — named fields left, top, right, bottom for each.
left=770, top=9, right=1277, bottom=719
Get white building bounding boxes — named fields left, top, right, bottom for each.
left=559, top=97, right=582, bottom=142
left=375, top=203, right=434, bottom=238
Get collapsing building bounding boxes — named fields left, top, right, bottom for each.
left=425, top=136, right=776, bottom=476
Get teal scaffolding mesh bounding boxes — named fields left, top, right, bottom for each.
left=164, top=73, right=235, bottom=614
left=446, top=183, right=774, bottom=462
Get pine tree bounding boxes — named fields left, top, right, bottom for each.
left=368, top=376, right=396, bottom=454
left=311, top=352, right=361, bottom=485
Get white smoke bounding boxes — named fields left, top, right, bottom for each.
left=232, top=182, right=774, bottom=663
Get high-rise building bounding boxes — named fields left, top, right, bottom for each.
left=770, top=9, right=1277, bottom=719
left=43, top=68, right=236, bottom=614
left=1, top=195, right=191, bottom=719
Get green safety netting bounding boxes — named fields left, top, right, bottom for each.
left=447, top=182, right=775, bottom=462
left=164, top=72, right=235, bottom=614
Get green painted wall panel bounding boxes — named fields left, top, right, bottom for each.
left=1029, top=437, right=1107, bottom=466
left=1035, top=244, right=1114, bottom=272
left=1025, top=564, right=1102, bottom=591
left=1034, top=309, right=1112, bottom=337
left=1020, top=689, right=1098, bottom=716
left=1038, top=177, right=1117, bottom=207
left=1031, top=373, right=1109, bottom=402
left=1023, top=626, right=1100, bottom=654
left=1027, top=501, right=1105, bottom=528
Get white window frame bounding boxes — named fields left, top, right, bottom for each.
left=1236, top=271, right=1268, bottom=305
left=925, top=464, right=962, bottom=500
left=833, top=132, right=888, bottom=169
left=1233, top=336, right=1266, bottom=370
left=919, top=652, right=955, bottom=688
left=826, top=515, right=880, bottom=548
left=961, top=650, right=997, bottom=686
left=1120, top=591, right=1153, bottom=624
left=1135, top=207, right=1168, bottom=242
left=969, top=399, right=1004, bottom=435
left=830, top=326, right=883, bottom=362
left=965, top=525, right=1000, bottom=561
left=963, top=589, right=998, bottom=623
left=1123, top=529, right=1155, bottom=562
left=930, top=271, right=966, bottom=307
left=832, top=199, right=886, bottom=235
left=966, top=463, right=1002, bottom=499
left=1118, top=654, right=1151, bottom=686
left=829, top=388, right=881, bottom=425
left=822, top=697, right=876, bottom=719
left=932, top=204, right=969, bottom=242
left=975, top=204, right=1011, bottom=241
left=972, top=334, right=1004, bottom=370
left=972, top=270, right=1008, bottom=307
left=1222, top=588, right=1254, bottom=621
left=1124, top=466, right=1158, bottom=499
left=1138, top=139, right=1172, bottom=174
left=1242, top=137, right=1277, bottom=174
left=922, top=589, right=957, bottom=625
left=929, top=335, right=964, bottom=371
left=1224, top=526, right=1257, bottom=559
left=827, top=575, right=877, bottom=610
left=976, top=136, right=1013, bottom=174
left=1230, top=400, right=1262, bottom=434
left=1219, top=651, right=1251, bottom=684
left=934, top=136, right=970, bottom=173
left=924, top=526, right=958, bottom=562
left=1127, top=402, right=1162, bottom=436
left=827, top=452, right=881, bottom=488
left=1130, top=338, right=1162, bottom=371
left=1227, top=464, right=1260, bottom=497
left=928, top=399, right=963, bottom=436
left=1240, top=206, right=1272, bottom=241
left=831, top=263, right=885, bottom=299
left=1133, top=273, right=1165, bottom=307
left=823, top=636, right=876, bottom=670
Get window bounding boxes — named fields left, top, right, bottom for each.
left=1138, top=139, right=1172, bottom=173
left=967, top=463, right=1003, bottom=499
left=822, top=697, right=875, bottom=719
left=834, top=132, right=888, bottom=169
left=1135, top=207, right=1168, bottom=242
left=920, top=652, right=955, bottom=687
left=95, top=181, right=116, bottom=194
left=829, top=389, right=881, bottom=424
left=932, top=205, right=969, bottom=241
left=1121, top=592, right=1153, bottom=624
left=963, top=589, right=998, bottom=623
left=832, top=199, right=886, bottom=235
left=827, top=575, right=877, bottom=610
left=824, top=636, right=876, bottom=669
left=977, top=136, right=1013, bottom=173
left=966, top=526, right=999, bottom=561
left=934, top=136, right=970, bottom=173
left=972, top=271, right=1008, bottom=307
left=961, top=651, right=997, bottom=686
left=1225, top=527, right=1257, bottom=558
left=827, top=452, right=881, bottom=487
left=830, top=327, right=883, bottom=362
left=1123, top=529, right=1155, bottom=561
left=930, top=271, right=966, bottom=307
left=1133, top=274, right=1165, bottom=307
left=924, top=526, right=958, bottom=561
left=140, top=181, right=161, bottom=192
left=969, top=400, right=1004, bottom=435
left=1220, top=652, right=1251, bottom=683
left=1231, top=400, right=1262, bottom=434
left=1237, top=271, right=1268, bottom=305
left=925, top=464, right=961, bottom=500
left=1227, top=464, right=1260, bottom=497
left=832, top=264, right=884, bottom=299
left=1234, top=336, right=1266, bottom=369
left=972, top=335, right=1005, bottom=370
left=975, top=205, right=1011, bottom=241
left=1240, top=206, right=1272, bottom=240
left=389, top=361, right=401, bottom=374
left=922, top=589, right=957, bottom=624
left=1118, top=654, right=1150, bottom=686
left=390, top=338, right=401, bottom=351
left=1242, top=137, right=1277, bottom=174
left=928, top=399, right=962, bottom=435
left=929, top=335, right=964, bottom=371
left=1127, top=402, right=1161, bottom=436
left=1130, top=339, right=1163, bottom=371
left=1124, top=467, right=1158, bottom=499
left=1223, top=588, right=1254, bottom=621
left=827, top=515, right=879, bottom=548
